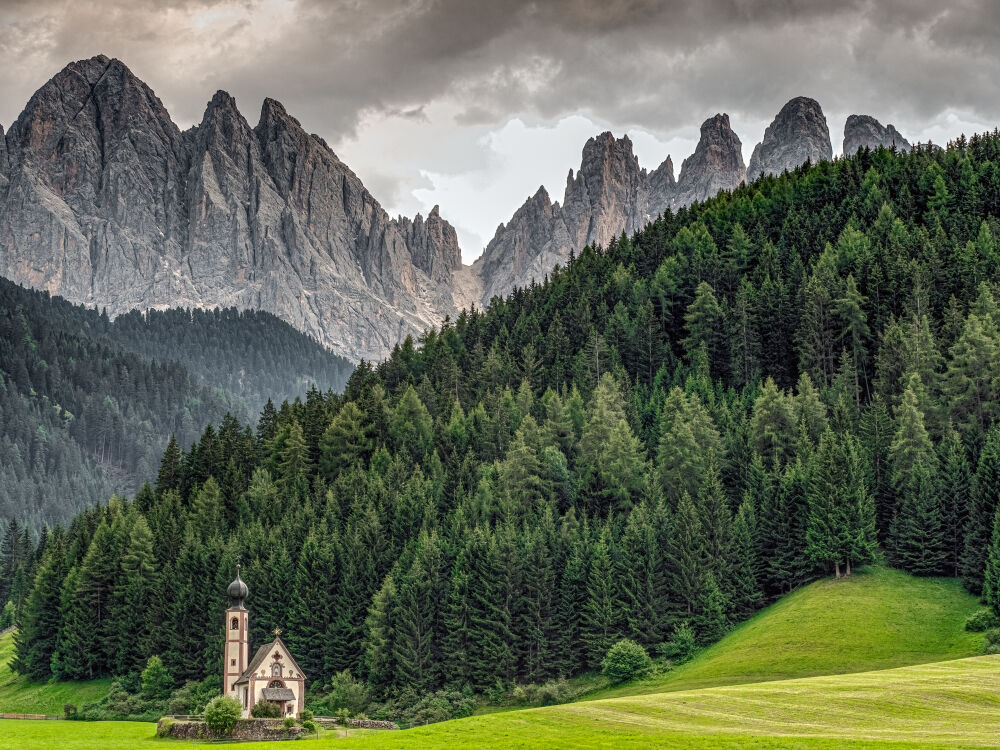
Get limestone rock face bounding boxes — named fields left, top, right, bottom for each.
left=0, top=56, right=464, bottom=362
left=843, top=114, right=911, bottom=155
left=473, top=132, right=673, bottom=302
left=674, top=113, right=747, bottom=207
left=748, top=97, right=833, bottom=179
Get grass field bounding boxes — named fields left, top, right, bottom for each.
left=3, top=656, right=1000, bottom=748
left=0, top=567, right=991, bottom=748
left=589, top=566, right=983, bottom=699
left=0, top=630, right=112, bottom=716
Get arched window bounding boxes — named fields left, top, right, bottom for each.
left=267, top=680, right=285, bottom=689
left=230, top=616, right=239, bottom=630
left=271, top=662, right=282, bottom=677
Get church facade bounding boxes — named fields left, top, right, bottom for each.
left=224, top=567, right=307, bottom=718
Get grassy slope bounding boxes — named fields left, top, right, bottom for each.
left=0, top=631, right=111, bottom=715
left=5, top=656, right=1000, bottom=749
left=591, top=566, right=983, bottom=700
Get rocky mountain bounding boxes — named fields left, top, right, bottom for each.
left=0, top=55, right=463, bottom=362
left=472, top=115, right=746, bottom=303
left=673, top=113, right=747, bottom=208
left=747, top=97, right=832, bottom=179
left=1, top=57, right=907, bottom=361
left=843, top=114, right=911, bottom=155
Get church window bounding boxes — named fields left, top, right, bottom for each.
left=271, top=662, right=283, bottom=677
left=268, top=680, right=285, bottom=689
left=230, top=617, right=239, bottom=630
left=230, top=659, right=236, bottom=666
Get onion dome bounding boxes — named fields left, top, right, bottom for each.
left=227, top=564, right=249, bottom=609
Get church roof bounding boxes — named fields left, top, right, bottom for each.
left=261, top=687, right=295, bottom=702
left=234, top=636, right=306, bottom=684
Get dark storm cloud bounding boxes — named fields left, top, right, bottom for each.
left=2, top=0, right=998, bottom=140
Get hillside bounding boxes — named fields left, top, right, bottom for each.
left=593, top=566, right=983, bottom=699
left=0, top=277, right=351, bottom=529
left=0, top=631, right=110, bottom=715
left=10, top=126, right=1000, bottom=718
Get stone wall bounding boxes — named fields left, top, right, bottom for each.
left=156, top=717, right=304, bottom=740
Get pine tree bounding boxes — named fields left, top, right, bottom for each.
left=581, top=532, right=621, bottom=668
left=962, top=427, right=1000, bottom=593
left=12, top=533, right=67, bottom=680
left=983, top=506, right=1000, bottom=617
left=939, top=424, right=972, bottom=576
left=891, top=464, right=947, bottom=575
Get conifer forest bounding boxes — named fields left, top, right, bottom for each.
left=8, top=133, right=1000, bottom=712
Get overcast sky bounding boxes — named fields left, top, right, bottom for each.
left=1, top=0, right=998, bottom=262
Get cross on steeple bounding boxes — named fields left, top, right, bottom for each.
left=273, top=627, right=282, bottom=637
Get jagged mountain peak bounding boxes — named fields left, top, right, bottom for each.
left=748, top=96, right=832, bottom=179
left=674, top=113, right=746, bottom=207
left=844, top=114, right=912, bottom=155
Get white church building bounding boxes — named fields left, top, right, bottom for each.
left=223, top=566, right=307, bottom=718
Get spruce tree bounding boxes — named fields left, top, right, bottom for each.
left=581, top=532, right=621, bottom=669
left=962, top=427, right=1000, bottom=593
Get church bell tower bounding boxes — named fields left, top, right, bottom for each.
left=224, top=565, right=250, bottom=702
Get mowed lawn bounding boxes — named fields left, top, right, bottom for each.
left=0, top=631, right=111, bottom=715
left=4, top=656, right=1000, bottom=749
left=591, top=566, right=983, bottom=699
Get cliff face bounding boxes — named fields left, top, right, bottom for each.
left=843, top=115, right=911, bottom=155
left=0, top=56, right=463, bottom=362
left=2, top=56, right=899, bottom=361
left=473, top=117, right=746, bottom=302
left=747, top=97, right=832, bottom=179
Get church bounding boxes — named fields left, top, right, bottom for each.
left=223, top=566, right=307, bottom=718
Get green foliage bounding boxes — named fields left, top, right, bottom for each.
left=204, top=695, right=242, bottom=736
left=661, top=621, right=697, bottom=664
left=323, top=669, right=371, bottom=715
left=140, top=656, right=173, bottom=700
left=600, top=639, right=652, bottom=683
left=250, top=699, right=282, bottom=718
left=964, top=608, right=998, bottom=632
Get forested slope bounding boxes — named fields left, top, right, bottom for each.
left=0, top=278, right=352, bottom=530
left=11, top=133, right=1000, bottom=717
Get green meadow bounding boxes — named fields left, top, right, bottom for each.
left=0, top=568, right=991, bottom=749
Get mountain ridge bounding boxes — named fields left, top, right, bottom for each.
left=0, top=55, right=915, bottom=359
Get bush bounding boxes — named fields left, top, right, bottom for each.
left=167, top=677, right=219, bottom=715
left=660, top=620, right=697, bottom=663
left=966, top=608, right=999, bottom=632
left=251, top=699, right=282, bottom=718
left=301, top=719, right=318, bottom=734
left=535, top=678, right=572, bottom=705
left=283, top=716, right=296, bottom=729
left=141, top=655, right=174, bottom=699
left=155, top=717, right=174, bottom=737
left=300, top=709, right=314, bottom=721
left=204, top=696, right=242, bottom=736
left=984, top=628, right=1000, bottom=654
left=601, top=639, right=652, bottom=683
left=324, top=669, right=370, bottom=715
left=63, top=703, right=77, bottom=719
left=369, top=688, right=475, bottom=727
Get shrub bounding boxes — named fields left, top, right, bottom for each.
left=301, top=719, right=318, bottom=734
left=966, top=608, right=999, bottom=632
left=155, top=717, right=175, bottom=737
left=283, top=716, right=296, bottom=729
left=168, top=677, right=219, bottom=715
left=601, top=639, right=652, bottom=683
left=660, top=620, right=697, bottom=663
left=984, top=628, right=1000, bottom=654
left=324, top=669, right=370, bottom=715
left=63, top=703, right=77, bottom=719
left=204, top=696, right=242, bottom=736
left=251, top=699, right=282, bottom=718
left=535, top=678, right=572, bottom=705
left=369, top=688, right=475, bottom=727
left=300, top=709, right=314, bottom=721
left=141, top=655, right=174, bottom=699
